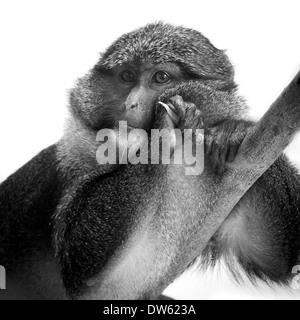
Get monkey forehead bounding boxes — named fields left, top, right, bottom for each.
left=97, top=22, right=234, bottom=81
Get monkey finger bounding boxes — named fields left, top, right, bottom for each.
left=197, top=114, right=204, bottom=128
left=227, top=142, right=240, bottom=163
left=158, top=101, right=176, bottom=113
left=204, top=127, right=218, bottom=153
left=165, top=113, right=176, bottom=129
left=205, top=141, right=213, bottom=155
left=169, top=95, right=184, bottom=106
left=189, top=113, right=203, bottom=132
left=211, top=140, right=221, bottom=169
left=218, top=148, right=227, bottom=174
left=169, top=95, right=186, bottom=120
left=193, top=113, right=204, bottom=130
left=211, top=136, right=228, bottom=173
left=185, top=104, right=197, bottom=119
left=204, top=131, right=214, bottom=154
left=158, top=101, right=180, bottom=125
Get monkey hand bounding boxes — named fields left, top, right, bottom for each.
left=156, top=95, right=203, bottom=131
left=205, top=120, right=254, bottom=174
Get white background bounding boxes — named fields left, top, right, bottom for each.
left=1, top=0, right=300, bottom=299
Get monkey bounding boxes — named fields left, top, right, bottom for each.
left=0, top=22, right=300, bottom=300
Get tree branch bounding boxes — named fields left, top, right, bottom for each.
left=198, top=70, right=300, bottom=251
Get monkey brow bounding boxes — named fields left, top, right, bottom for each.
left=93, top=65, right=115, bottom=76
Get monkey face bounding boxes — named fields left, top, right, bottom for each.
left=92, top=61, right=187, bottom=131
left=69, top=23, right=234, bottom=133
left=69, top=61, right=189, bottom=133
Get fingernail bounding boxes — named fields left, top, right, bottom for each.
left=158, top=101, right=180, bottom=125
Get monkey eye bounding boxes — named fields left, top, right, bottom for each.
left=120, top=70, right=136, bottom=83
left=153, top=71, right=171, bottom=84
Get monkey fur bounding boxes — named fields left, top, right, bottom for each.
left=0, top=22, right=300, bottom=299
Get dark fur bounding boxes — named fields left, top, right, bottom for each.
left=0, top=145, right=63, bottom=269
left=1, top=22, right=300, bottom=299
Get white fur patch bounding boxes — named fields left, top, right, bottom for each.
left=218, top=206, right=250, bottom=253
